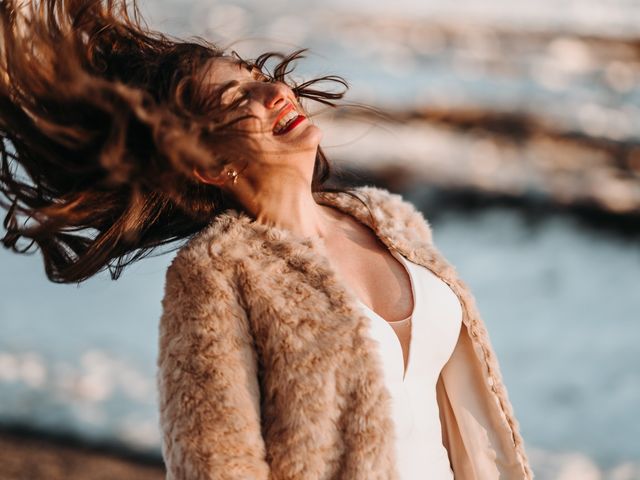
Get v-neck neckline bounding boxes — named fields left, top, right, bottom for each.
left=357, top=248, right=416, bottom=324
left=203, top=188, right=457, bottom=384
left=357, top=249, right=416, bottom=381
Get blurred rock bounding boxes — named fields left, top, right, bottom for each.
left=317, top=107, right=640, bottom=218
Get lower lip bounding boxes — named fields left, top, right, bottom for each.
left=274, top=115, right=306, bottom=136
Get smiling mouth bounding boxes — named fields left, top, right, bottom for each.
left=273, top=114, right=306, bottom=136
left=272, top=104, right=307, bottom=136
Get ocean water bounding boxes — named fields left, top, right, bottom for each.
left=1, top=204, right=639, bottom=478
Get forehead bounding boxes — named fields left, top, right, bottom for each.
left=203, top=56, right=250, bottom=86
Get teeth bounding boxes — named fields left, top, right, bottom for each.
left=274, top=109, right=299, bottom=134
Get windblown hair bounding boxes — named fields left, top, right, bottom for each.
left=0, top=0, right=374, bottom=283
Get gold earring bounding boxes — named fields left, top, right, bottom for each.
left=227, top=169, right=239, bottom=185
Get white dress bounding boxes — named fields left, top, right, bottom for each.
left=356, top=248, right=462, bottom=480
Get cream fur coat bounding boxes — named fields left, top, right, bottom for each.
left=156, top=185, right=534, bottom=480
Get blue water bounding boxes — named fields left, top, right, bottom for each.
left=427, top=207, right=640, bottom=467
left=1, top=204, right=639, bottom=474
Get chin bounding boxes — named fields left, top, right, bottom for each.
left=274, top=121, right=322, bottom=151
left=302, top=122, right=323, bottom=145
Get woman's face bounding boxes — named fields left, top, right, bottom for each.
left=201, top=56, right=322, bottom=175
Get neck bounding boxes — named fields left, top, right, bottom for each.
left=234, top=176, right=340, bottom=241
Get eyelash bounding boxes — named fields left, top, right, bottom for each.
left=228, top=75, right=274, bottom=102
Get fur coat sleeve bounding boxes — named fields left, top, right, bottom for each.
left=156, top=249, right=270, bottom=480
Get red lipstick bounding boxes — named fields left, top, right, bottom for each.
left=273, top=115, right=306, bottom=136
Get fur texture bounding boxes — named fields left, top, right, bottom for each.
left=156, top=185, right=534, bottom=480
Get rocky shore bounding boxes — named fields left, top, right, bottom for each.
left=319, top=106, right=640, bottom=234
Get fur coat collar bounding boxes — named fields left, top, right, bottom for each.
left=156, top=185, right=534, bottom=480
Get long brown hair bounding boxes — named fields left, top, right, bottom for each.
left=0, top=0, right=373, bottom=283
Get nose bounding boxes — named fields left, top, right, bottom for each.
left=263, top=81, right=291, bottom=110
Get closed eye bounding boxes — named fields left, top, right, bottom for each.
left=217, top=65, right=275, bottom=108
left=218, top=80, right=242, bottom=106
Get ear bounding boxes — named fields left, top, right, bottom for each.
left=192, top=166, right=227, bottom=186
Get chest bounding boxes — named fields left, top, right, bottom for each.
left=316, top=222, right=415, bottom=324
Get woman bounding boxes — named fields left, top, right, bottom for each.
left=0, top=1, right=533, bottom=479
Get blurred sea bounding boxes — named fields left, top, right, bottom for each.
left=2, top=207, right=639, bottom=478
left=1, top=0, right=639, bottom=478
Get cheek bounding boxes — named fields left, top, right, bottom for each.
left=226, top=108, right=267, bottom=134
